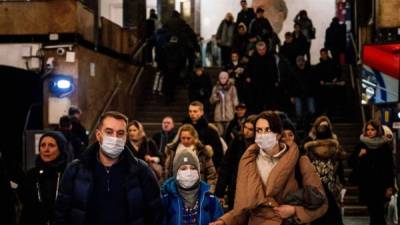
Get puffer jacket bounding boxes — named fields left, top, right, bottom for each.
left=54, top=143, right=162, bottom=225
left=161, top=178, right=223, bottom=225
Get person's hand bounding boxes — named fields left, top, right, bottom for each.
left=386, top=187, right=394, bottom=198
left=144, top=154, right=152, bottom=162
left=209, top=220, right=225, bottom=225
left=290, top=97, right=295, bottom=104
left=358, top=149, right=367, bottom=157
left=246, top=77, right=251, bottom=83
left=273, top=205, right=295, bottom=219
left=219, top=198, right=225, bottom=206
left=320, top=80, right=325, bottom=85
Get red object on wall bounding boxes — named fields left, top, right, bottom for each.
left=363, top=43, right=400, bottom=79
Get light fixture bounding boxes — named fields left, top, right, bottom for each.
left=48, top=74, right=74, bottom=97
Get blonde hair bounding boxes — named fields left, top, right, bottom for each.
left=170, top=124, right=200, bottom=146
left=127, top=120, right=146, bottom=140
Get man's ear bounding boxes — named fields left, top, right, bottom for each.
left=95, top=129, right=101, bottom=142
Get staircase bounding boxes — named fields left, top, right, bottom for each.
left=134, top=68, right=190, bottom=136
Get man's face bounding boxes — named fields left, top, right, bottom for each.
left=162, top=117, right=174, bottom=132
left=235, top=107, right=247, bottom=118
left=238, top=26, right=246, bottom=35
left=188, top=105, right=203, bottom=123
left=320, top=51, right=329, bottom=61
left=195, top=68, right=203, bottom=76
left=252, top=0, right=288, bottom=33
left=96, top=117, right=127, bottom=144
left=243, top=122, right=254, bottom=139
left=231, top=53, right=239, bottom=62
left=240, top=1, right=247, bottom=9
left=256, top=45, right=267, bottom=56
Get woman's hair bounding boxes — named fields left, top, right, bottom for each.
left=309, top=115, right=333, bottom=137
left=127, top=120, right=146, bottom=140
left=255, top=111, right=283, bottom=134
left=363, top=120, right=383, bottom=137
left=39, top=131, right=68, bottom=156
left=170, top=124, right=200, bottom=146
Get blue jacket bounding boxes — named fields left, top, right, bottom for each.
left=54, top=143, right=163, bottom=225
left=161, top=178, right=223, bottom=225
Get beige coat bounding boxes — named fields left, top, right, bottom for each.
left=210, top=81, right=239, bottom=122
left=220, top=144, right=328, bottom=225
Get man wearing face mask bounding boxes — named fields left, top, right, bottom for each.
left=161, top=149, right=223, bottom=225
left=55, top=111, right=162, bottom=225
left=210, top=111, right=327, bottom=225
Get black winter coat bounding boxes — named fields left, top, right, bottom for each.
left=182, top=117, right=223, bottom=169
left=215, top=136, right=252, bottom=209
left=54, top=143, right=162, bottom=225
left=21, top=154, right=67, bottom=225
left=0, top=154, right=16, bottom=225
left=188, top=72, right=213, bottom=103
left=152, top=130, right=177, bottom=157
left=236, top=8, right=255, bottom=29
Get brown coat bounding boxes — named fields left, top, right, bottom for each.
left=164, top=142, right=217, bottom=190
left=220, top=144, right=328, bottom=225
left=210, top=81, right=239, bottom=122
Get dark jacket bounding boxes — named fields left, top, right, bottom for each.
left=315, top=58, right=341, bottom=82
left=182, top=117, right=223, bottom=169
left=161, top=178, right=223, bottom=225
left=54, top=143, right=162, bottom=225
left=70, top=118, right=88, bottom=147
left=324, top=21, right=346, bottom=53
left=289, top=64, right=319, bottom=97
left=236, top=8, right=255, bottom=29
left=21, top=154, right=67, bottom=225
left=215, top=136, right=252, bottom=209
left=188, top=72, right=213, bottom=103
left=152, top=130, right=177, bottom=157
left=223, top=115, right=247, bottom=145
left=249, top=17, right=274, bottom=42
left=0, top=154, right=16, bottom=225
left=126, top=138, right=162, bottom=163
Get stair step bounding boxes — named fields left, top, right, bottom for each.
left=343, top=205, right=369, bottom=216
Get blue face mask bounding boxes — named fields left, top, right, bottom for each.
left=255, top=133, right=277, bottom=153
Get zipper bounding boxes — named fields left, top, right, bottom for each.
left=36, top=181, right=42, bottom=203
left=177, top=196, right=182, bottom=225
left=199, top=191, right=205, bottom=225
left=105, top=167, right=110, bottom=192
left=55, top=172, right=60, bottom=202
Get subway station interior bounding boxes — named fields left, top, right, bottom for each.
left=0, top=0, right=399, bottom=225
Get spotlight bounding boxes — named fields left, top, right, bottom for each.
left=49, top=74, right=74, bottom=97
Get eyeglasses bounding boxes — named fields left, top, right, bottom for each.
left=255, top=127, right=272, bottom=134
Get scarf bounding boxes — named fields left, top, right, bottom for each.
left=359, top=134, right=386, bottom=149
left=176, top=181, right=200, bottom=208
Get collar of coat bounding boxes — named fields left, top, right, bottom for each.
left=238, top=143, right=299, bottom=206
left=304, top=139, right=339, bottom=159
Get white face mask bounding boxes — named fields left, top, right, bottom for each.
left=255, top=133, right=277, bottom=153
left=100, top=135, right=126, bottom=159
left=176, top=169, right=199, bottom=189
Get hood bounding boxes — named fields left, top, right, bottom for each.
left=304, top=139, right=339, bottom=159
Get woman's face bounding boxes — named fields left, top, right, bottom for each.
left=39, top=136, right=60, bottom=162
left=218, top=72, right=229, bottom=85
left=366, top=124, right=377, bottom=138
left=243, top=122, right=254, bottom=139
left=180, top=131, right=195, bottom=147
left=281, top=129, right=295, bottom=147
left=128, top=125, right=141, bottom=141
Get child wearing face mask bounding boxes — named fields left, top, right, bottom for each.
left=210, top=71, right=239, bottom=135
left=161, top=149, right=223, bottom=225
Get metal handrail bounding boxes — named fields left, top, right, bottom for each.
left=88, top=80, right=122, bottom=139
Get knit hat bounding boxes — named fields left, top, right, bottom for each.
left=172, top=149, right=200, bottom=177
left=282, top=119, right=296, bottom=134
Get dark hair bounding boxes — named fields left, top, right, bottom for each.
left=189, top=101, right=204, bottom=111
left=68, top=106, right=81, bottom=116
left=282, top=119, right=296, bottom=134
left=256, top=7, right=264, bottom=13
left=59, top=115, right=72, bottom=128
left=284, top=32, right=293, bottom=37
left=39, top=131, right=68, bottom=154
left=255, top=111, right=283, bottom=134
left=363, top=120, right=383, bottom=137
left=98, top=111, right=128, bottom=129
left=320, top=48, right=328, bottom=53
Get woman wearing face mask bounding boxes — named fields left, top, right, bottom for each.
left=21, top=132, right=68, bottom=225
left=210, top=71, right=239, bottom=135
left=161, top=149, right=223, bottom=225
left=164, top=124, right=217, bottom=190
left=215, top=115, right=256, bottom=210
left=302, top=116, right=345, bottom=225
left=210, top=111, right=327, bottom=225
left=351, top=120, right=394, bottom=225
left=126, top=120, right=163, bottom=179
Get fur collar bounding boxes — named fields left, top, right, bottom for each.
left=304, top=139, right=339, bottom=159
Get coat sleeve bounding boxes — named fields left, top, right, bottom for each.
left=140, top=165, right=163, bottom=225
left=231, top=86, right=239, bottom=107
left=205, top=154, right=218, bottom=193
left=210, top=194, right=224, bottom=222
left=54, top=161, right=79, bottom=225
left=210, top=86, right=219, bottom=104
left=292, top=155, right=328, bottom=224
left=215, top=146, right=235, bottom=198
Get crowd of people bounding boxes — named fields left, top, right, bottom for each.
left=0, top=2, right=398, bottom=225
left=0, top=100, right=397, bottom=225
